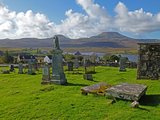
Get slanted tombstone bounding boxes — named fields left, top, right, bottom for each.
left=119, top=56, right=127, bottom=72
left=81, top=82, right=111, bottom=95
left=28, top=60, right=36, bottom=75
left=67, top=61, right=73, bottom=71
left=41, top=63, right=50, bottom=84
left=9, top=65, right=15, bottom=72
left=18, top=63, right=23, bottom=74
left=51, top=35, right=67, bottom=85
left=106, top=83, right=147, bottom=102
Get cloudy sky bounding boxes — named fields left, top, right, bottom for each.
left=0, top=0, right=160, bottom=39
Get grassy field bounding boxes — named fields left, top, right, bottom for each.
left=0, top=66, right=160, bottom=120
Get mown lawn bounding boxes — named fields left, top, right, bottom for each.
left=0, top=66, right=160, bottom=120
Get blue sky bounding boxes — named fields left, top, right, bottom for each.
left=0, top=0, right=160, bottom=39
left=2, top=0, right=160, bottom=23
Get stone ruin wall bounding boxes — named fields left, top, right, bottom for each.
left=137, top=43, right=160, bottom=80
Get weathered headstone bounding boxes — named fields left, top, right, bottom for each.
left=51, top=36, right=67, bottom=85
left=28, top=60, right=36, bottom=75
left=119, top=56, right=127, bottom=72
left=18, top=63, right=23, bottom=74
left=83, top=74, right=93, bottom=81
left=73, top=58, right=79, bottom=74
left=67, top=61, right=73, bottom=71
left=137, top=43, right=160, bottom=80
left=9, top=65, right=14, bottom=72
left=83, top=56, right=95, bottom=80
left=84, top=57, right=95, bottom=74
left=74, top=58, right=79, bottom=69
left=41, top=63, right=50, bottom=84
left=106, top=83, right=147, bottom=101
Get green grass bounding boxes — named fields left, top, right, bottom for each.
left=0, top=66, right=160, bottom=120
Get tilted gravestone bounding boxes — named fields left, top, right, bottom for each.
left=41, top=63, right=50, bottom=84
left=81, top=82, right=111, bottom=95
left=18, top=63, right=23, bottom=74
left=51, top=36, right=67, bottom=85
left=137, top=43, right=160, bottom=80
left=106, top=83, right=147, bottom=101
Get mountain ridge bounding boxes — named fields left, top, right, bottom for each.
left=0, top=32, right=158, bottom=49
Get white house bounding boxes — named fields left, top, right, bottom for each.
left=44, top=55, right=52, bottom=63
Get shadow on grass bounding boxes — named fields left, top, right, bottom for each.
left=137, top=107, right=150, bottom=112
left=66, top=71, right=83, bottom=75
left=139, top=94, right=160, bottom=106
left=67, top=82, right=88, bottom=87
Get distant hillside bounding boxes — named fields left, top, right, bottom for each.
left=0, top=32, right=158, bottom=49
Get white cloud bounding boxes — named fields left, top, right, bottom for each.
left=114, top=2, right=160, bottom=34
left=0, top=5, right=54, bottom=39
left=0, top=1, right=160, bottom=39
left=54, top=0, right=111, bottom=38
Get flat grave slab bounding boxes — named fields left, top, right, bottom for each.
left=81, top=82, right=111, bottom=95
left=106, top=83, right=147, bottom=101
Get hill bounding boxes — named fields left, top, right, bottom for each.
left=0, top=32, right=139, bottom=49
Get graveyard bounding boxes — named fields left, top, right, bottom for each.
left=0, top=65, right=160, bottom=120
left=0, top=0, right=160, bottom=119
left=0, top=37, right=160, bottom=120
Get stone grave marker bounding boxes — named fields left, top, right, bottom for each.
left=106, top=83, right=147, bottom=102
left=41, top=63, right=50, bottom=84
left=119, top=56, right=127, bottom=72
left=51, top=35, right=67, bottom=85
left=74, top=58, right=79, bottom=69
left=9, top=65, right=15, bottom=72
left=83, top=56, right=95, bottom=80
left=67, top=61, right=73, bottom=71
left=81, top=82, right=111, bottom=95
left=28, top=60, right=36, bottom=75
left=84, top=57, right=95, bottom=74
left=18, top=63, right=23, bottom=74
